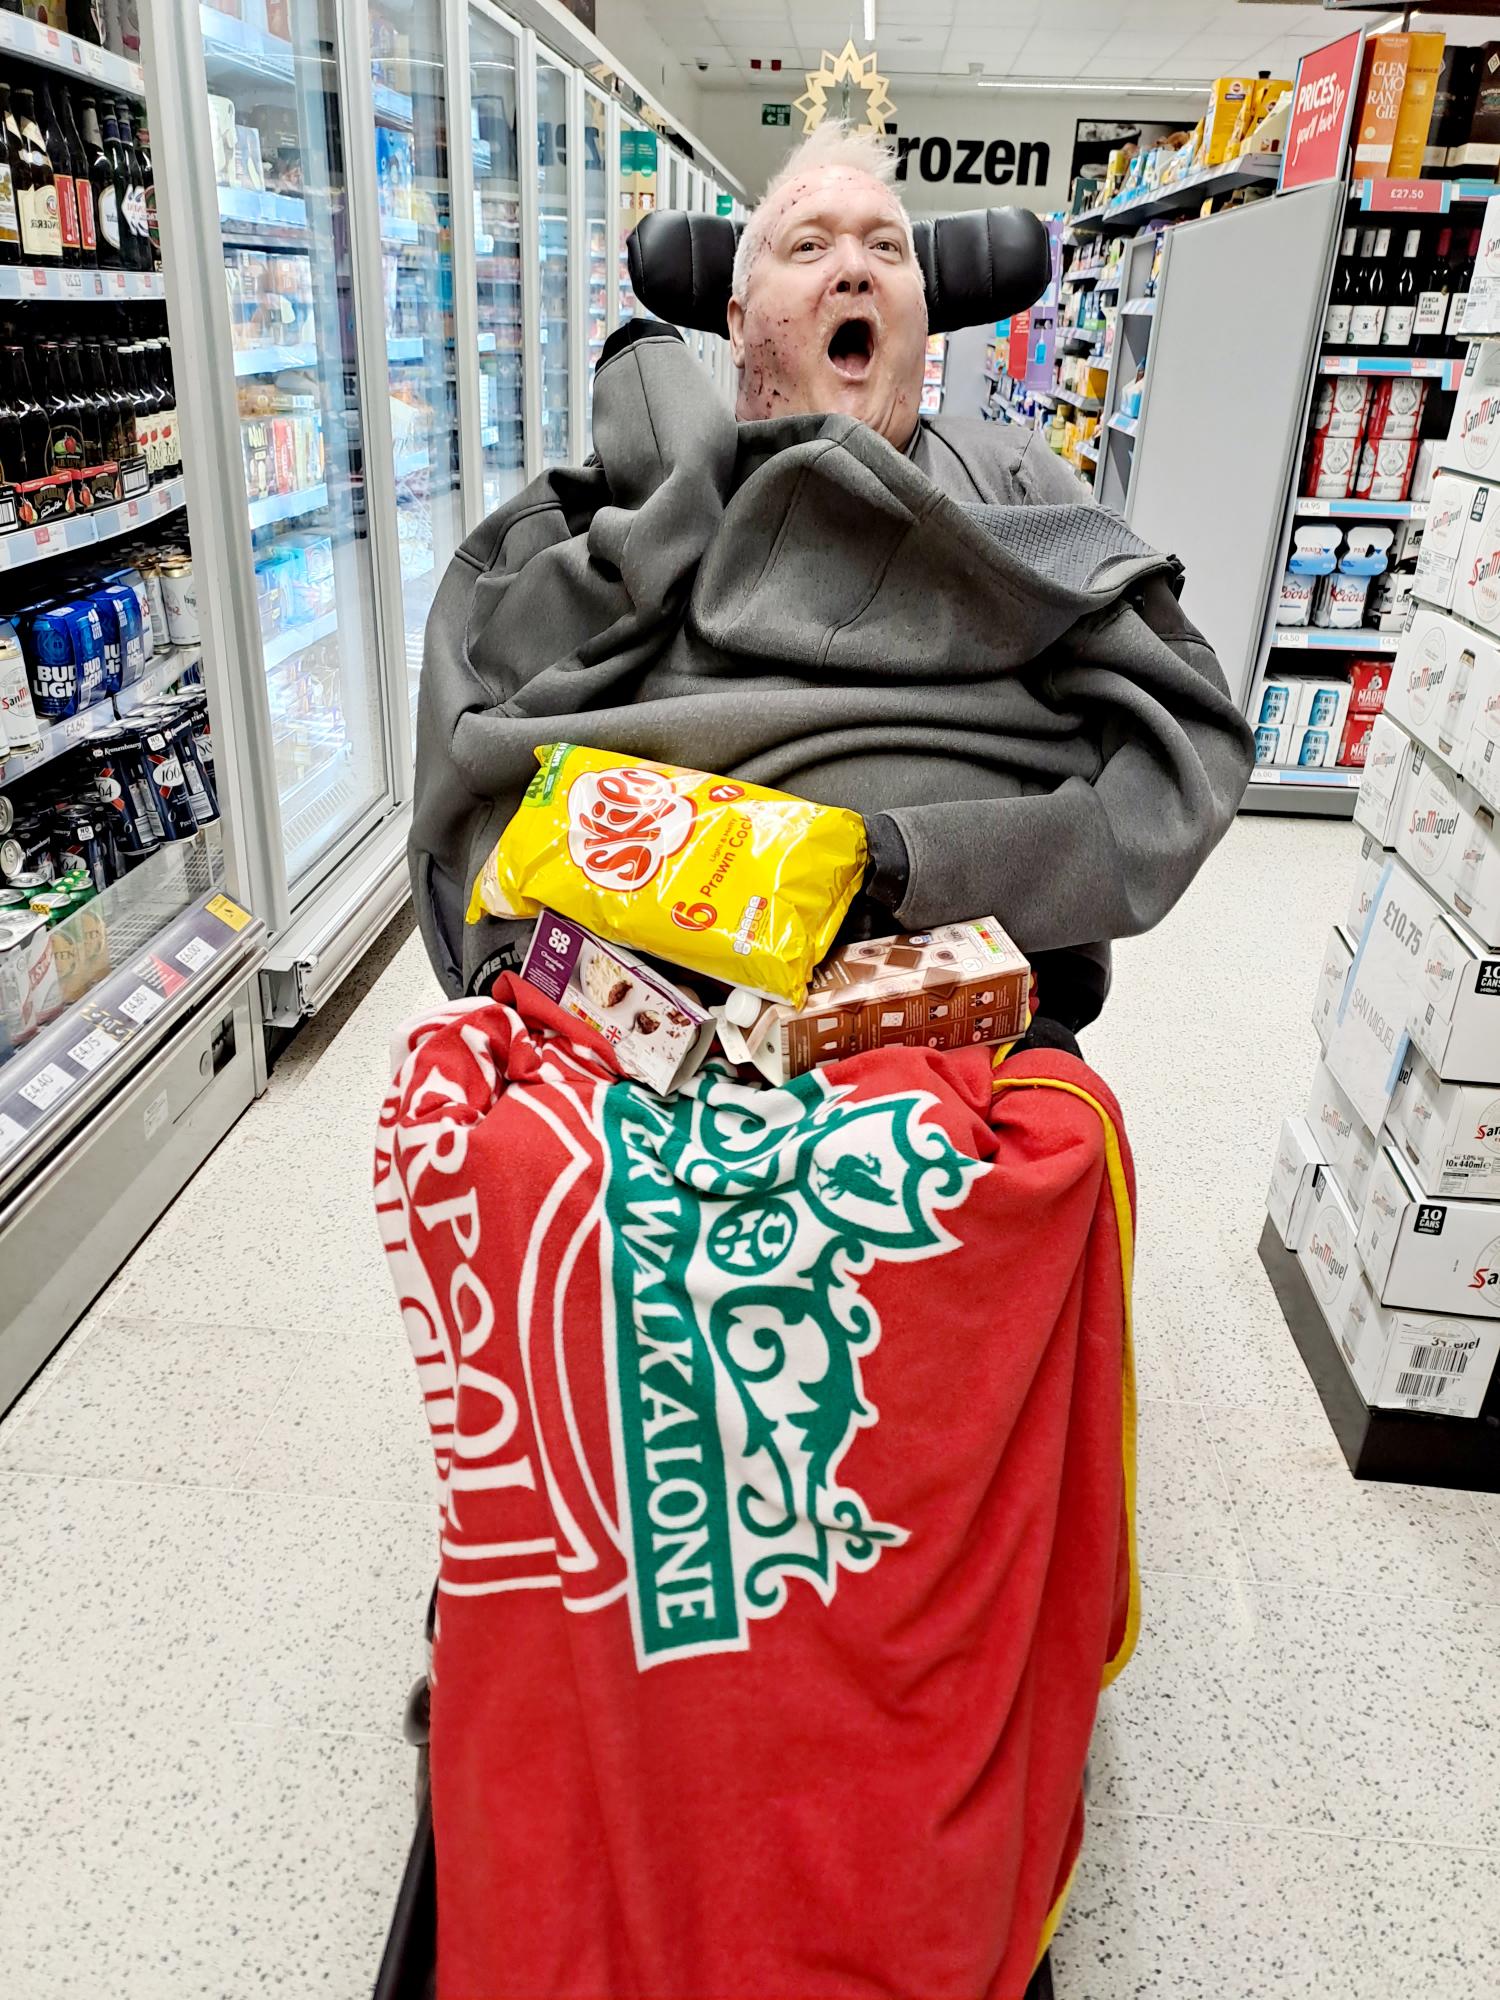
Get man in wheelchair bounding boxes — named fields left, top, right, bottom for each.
left=411, top=121, right=1252, bottom=1037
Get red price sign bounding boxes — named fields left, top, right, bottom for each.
left=1280, top=29, right=1365, bottom=193
left=1365, top=178, right=1449, bottom=213
left=1006, top=310, right=1031, bottom=379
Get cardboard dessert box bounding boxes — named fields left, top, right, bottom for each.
left=717, top=918, right=1031, bottom=1086
left=520, top=911, right=716, bottom=1095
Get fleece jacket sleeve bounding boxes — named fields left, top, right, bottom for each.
left=872, top=572, right=1255, bottom=953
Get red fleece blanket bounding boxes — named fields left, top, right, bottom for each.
left=377, top=977, right=1138, bottom=2000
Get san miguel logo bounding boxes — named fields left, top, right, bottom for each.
left=1462, top=395, right=1500, bottom=465
left=1405, top=633, right=1447, bottom=720
left=1468, top=1235, right=1500, bottom=1309
left=602, top=1072, right=983, bottom=1664
left=1407, top=779, right=1462, bottom=869
left=1474, top=1101, right=1500, bottom=1154
left=1308, top=1209, right=1351, bottom=1301
left=568, top=766, right=696, bottom=890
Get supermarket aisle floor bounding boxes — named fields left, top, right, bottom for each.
left=3, top=815, right=1499, bottom=1999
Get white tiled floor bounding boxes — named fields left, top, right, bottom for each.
left=3, top=816, right=1498, bottom=2000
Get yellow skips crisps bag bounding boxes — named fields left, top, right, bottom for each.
left=468, top=743, right=867, bottom=1006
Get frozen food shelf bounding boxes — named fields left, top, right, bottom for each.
left=262, top=610, right=339, bottom=672
left=1108, top=413, right=1138, bottom=437
left=233, top=343, right=319, bottom=378
left=1293, top=497, right=1428, bottom=519
left=0, top=9, right=145, bottom=96
left=0, top=858, right=264, bottom=1209
left=199, top=6, right=298, bottom=79
left=387, top=336, right=426, bottom=363
left=1319, top=354, right=1463, bottom=387
left=372, top=84, right=414, bottom=128
left=0, top=479, right=186, bottom=573
left=246, top=484, right=328, bottom=532
left=0, top=265, right=164, bottom=303
left=218, top=186, right=309, bottom=238
left=1269, top=629, right=1400, bottom=652
left=2, top=648, right=203, bottom=788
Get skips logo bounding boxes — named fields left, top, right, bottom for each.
left=569, top=765, right=697, bottom=891
left=603, top=1070, right=982, bottom=1665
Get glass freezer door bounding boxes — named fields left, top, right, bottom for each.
left=617, top=113, right=654, bottom=324
left=367, top=0, right=463, bottom=714
left=535, top=54, right=570, bottom=467
left=198, top=0, right=390, bottom=896
left=469, top=6, right=526, bottom=514
left=584, top=85, right=608, bottom=435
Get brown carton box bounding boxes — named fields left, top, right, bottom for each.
left=1354, top=32, right=1445, bottom=180
left=718, top=918, right=1032, bottom=1085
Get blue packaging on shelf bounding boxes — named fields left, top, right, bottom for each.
left=18, top=599, right=108, bottom=720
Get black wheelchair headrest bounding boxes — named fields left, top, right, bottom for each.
left=627, top=206, right=1051, bottom=339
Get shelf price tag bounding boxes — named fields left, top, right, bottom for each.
left=1298, top=499, right=1331, bottom=516
left=1367, top=179, right=1449, bottom=214
left=1276, top=631, right=1310, bottom=647
left=119, top=985, right=164, bottom=1024
left=20, top=1062, right=73, bottom=1113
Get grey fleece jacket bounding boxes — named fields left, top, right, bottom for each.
left=411, top=323, right=1253, bottom=1001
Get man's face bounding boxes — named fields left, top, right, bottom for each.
left=727, top=164, right=927, bottom=450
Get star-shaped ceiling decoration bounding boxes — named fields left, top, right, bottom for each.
left=793, top=39, right=895, bottom=137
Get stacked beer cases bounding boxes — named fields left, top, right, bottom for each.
left=1267, top=327, right=1500, bottom=1457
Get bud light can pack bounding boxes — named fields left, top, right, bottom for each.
left=104, top=566, right=154, bottom=660
left=92, top=583, right=146, bottom=691
left=18, top=600, right=108, bottom=719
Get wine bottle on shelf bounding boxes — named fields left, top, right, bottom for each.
left=135, top=111, right=156, bottom=258
left=1323, top=225, right=1358, bottom=346
left=39, top=87, right=83, bottom=269
left=10, top=88, right=61, bottom=265
left=1445, top=226, right=1480, bottom=342
left=1349, top=226, right=1390, bottom=347
left=0, top=86, right=20, bottom=267
left=100, top=99, right=140, bottom=272
left=1380, top=227, right=1421, bottom=351
left=67, top=0, right=106, bottom=43
left=61, top=90, right=96, bottom=266
left=60, top=337, right=113, bottom=505
left=1414, top=224, right=1451, bottom=351
left=114, top=101, right=153, bottom=271
left=40, top=340, right=84, bottom=501
left=80, top=98, right=121, bottom=270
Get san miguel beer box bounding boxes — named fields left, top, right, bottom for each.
left=718, top=918, right=1031, bottom=1086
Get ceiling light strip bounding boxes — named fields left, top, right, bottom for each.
left=976, top=77, right=1211, bottom=94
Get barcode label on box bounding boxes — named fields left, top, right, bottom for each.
left=1396, top=1371, right=1455, bottom=1401
left=1406, top=1343, right=1468, bottom=1376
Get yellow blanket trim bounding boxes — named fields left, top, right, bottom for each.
left=991, top=1060, right=1142, bottom=1979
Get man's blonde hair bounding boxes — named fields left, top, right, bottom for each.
left=731, top=123, right=911, bottom=303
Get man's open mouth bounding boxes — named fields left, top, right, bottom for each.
left=827, top=317, right=875, bottom=380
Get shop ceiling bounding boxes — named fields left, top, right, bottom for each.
left=646, top=1, right=1487, bottom=94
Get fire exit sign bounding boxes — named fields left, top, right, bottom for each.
left=762, top=103, right=791, bottom=126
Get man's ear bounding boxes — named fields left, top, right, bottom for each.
left=727, top=295, right=746, bottom=370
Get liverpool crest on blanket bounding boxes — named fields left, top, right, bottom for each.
left=377, top=987, right=983, bottom=1669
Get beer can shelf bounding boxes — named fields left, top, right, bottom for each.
left=0, top=648, right=203, bottom=789
left=245, top=483, right=328, bottom=532
left=233, top=343, right=319, bottom=378
left=1268, top=629, right=1400, bottom=652
left=0, top=266, right=166, bottom=304
left=0, top=10, right=145, bottom=99
left=0, top=480, right=187, bottom=574
left=1318, top=354, right=1464, bottom=387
